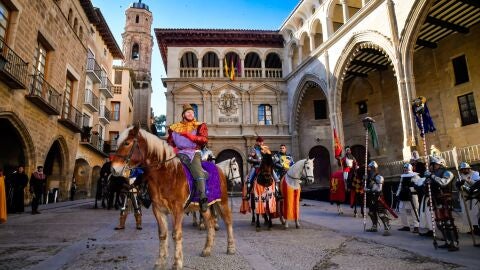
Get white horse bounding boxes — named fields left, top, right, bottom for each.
left=279, top=158, right=315, bottom=229
left=192, top=157, right=242, bottom=230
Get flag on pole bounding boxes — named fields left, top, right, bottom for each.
left=224, top=57, right=229, bottom=77
left=333, top=127, right=343, bottom=158
left=413, top=101, right=436, bottom=137
left=230, top=58, right=235, bottom=80
left=362, top=117, right=380, bottom=150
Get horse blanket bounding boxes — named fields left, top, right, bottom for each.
left=281, top=177, right=301, bottom=220
left=239, top=183, right=251, bottom=214
left=329, top=170, right=346, bottom=203
left=183, top=162, right=221, bottom=206
left=254, top=181, right=276, bottom=215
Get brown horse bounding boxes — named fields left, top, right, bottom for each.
left=111, top=126, right=235, bottom=269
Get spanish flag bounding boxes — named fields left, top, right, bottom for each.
left=230, top=58, right=235, bottom=80
left=224, top=58, right=229, bottom=77
left=333, top=127, right=342, bottom=158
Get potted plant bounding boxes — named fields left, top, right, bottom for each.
left=81, top=126, right=92, bottom=142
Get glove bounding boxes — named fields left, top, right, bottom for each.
left=455, top=180, right=465, bottom=189
left=424, top=171, right=432, bottom=179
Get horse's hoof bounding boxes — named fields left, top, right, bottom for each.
left=227, top=247, right=236, bottom=255
left=267, top=227, right=272, bottom=231
left=199, top=224, right=206, bottom=231
left=296, top=225, right=300, bottom=229
left=214, top=224, right=220, bottom=231
left=201, top=250, right=211, bottom=257
left=154, top=263, right=166, bottom=270
left=172, top=262, right=183, bottom=270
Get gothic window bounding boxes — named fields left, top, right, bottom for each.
left=314, top=100, right=327, bottom=119
left=258, top=104, right=272, bottom=125
left=67, top=8, right=72, bottom=25
left=135, top=15, right=139, bottom=23
left=452, top=55, right=469, bottom=85
left=132, top=43, right=139, bottom=60
left=73, top=18, right=78, bottom=34
left=190, top=104, right=198, bottom=119
left=458, top=93, right=478, bottom=126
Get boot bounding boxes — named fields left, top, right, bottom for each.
left=115, top=213, right=127, bottom=230
left=245, top=182, right=253, bottom=200
left=134, top=213, right=142, bottom=230
left=275, top=182, right=283, bottom=200
left=196, top=178, right=208, bottom=213
left=366, top=225, right=378, bottom=232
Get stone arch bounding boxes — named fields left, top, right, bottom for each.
left=199, top=48, right=221, bottom=59
left=0, top=112, right=36, bottom=173
left=178, top=49, right=200, bottom=62
left=290, top=73, right=328, bottom=133
left=308, top=145, right=331, bottom=185
left=309, top=18, right=324, bottom=48
left=244, top=48, right=263, bottom=60
left=263, top=49, right=283, bottom=61
left=74, top=158, right=91, bottom=198
left=44, top=136, right=69, bottom=200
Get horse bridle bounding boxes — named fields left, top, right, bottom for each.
left=225, top=159, right=241, bottom=183
left=286, top=160, right=314, bottom=183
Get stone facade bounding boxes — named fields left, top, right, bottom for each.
left=158, top=0, right=480, bottom=185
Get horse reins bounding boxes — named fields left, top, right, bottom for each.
left=286, top=160, right=314, bottom=183
left=225, top=159, right=241, bottom=183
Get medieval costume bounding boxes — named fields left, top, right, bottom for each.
left=29, top=166, right=46, bottom=215
left=167, top=104, right=209, bottom=212
left=115, top=168, right=143, bottom=230
left=458, top=162, right=480, bottom=235
left=396, top=163, right=420, bottom=233
left=366, top=161, right=391, bottom=236
left=342, top=147, right=357, bottom=188
left=273, top=148, right=294, bottom=179
left=0, top=170, right=6, bottom=223
left=9, top=167, right=28, bottom=213
left=330, top=170, right=346, bottom=215
left=422, top=156, right=459, bottom=251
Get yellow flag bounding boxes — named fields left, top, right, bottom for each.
left=224, top=58, right=229, bottom=77
left=230, top=59, right=235, bottom=80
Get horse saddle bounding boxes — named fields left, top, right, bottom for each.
left=181, top=161, right=222, bottom=204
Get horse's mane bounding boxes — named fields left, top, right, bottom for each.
left=117, top=127, right=176, bottom=161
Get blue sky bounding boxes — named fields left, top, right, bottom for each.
left=92, top=0, right=299, bottom=116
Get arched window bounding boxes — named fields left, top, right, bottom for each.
left=135, top=15, right=139, bottom=23
left=79, top=26, right=83, bottom=40
left=258, top=104, right=272, bottom=125
left=190, top=104, right=198, bottom=119
left=73, top=18, right=78, bottom=34
left=67, top=9, right=73, bottom=24
left=131, top=43, right=139, bottom=60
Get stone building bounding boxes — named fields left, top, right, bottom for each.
left=109, top=65, right=135, bottom=146
left=0, top=0, right=121, bottom=202
left=122, top=0, right=153, bottom=130
left=157, top=0, right=480, bottom=186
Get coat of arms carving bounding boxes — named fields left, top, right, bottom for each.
left=219, top=92, right=238, bottom=116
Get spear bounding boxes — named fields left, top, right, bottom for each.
left=362, top=117, right=377, bottom=231
left=412, top=96, right=438, bottom=249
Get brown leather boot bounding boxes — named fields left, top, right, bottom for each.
left=134, top=213, right=142, bottom=230
left=115, top=214, right=127, bottom=230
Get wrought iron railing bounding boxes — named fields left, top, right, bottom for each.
left=84, top=88, right=99, bottom=110
left=99, top=72, right=113, bottom=97
left=61, top=101, right=82, bottom=129
left=0, top=38, right=28, bottom=88
left=28, top=75, right=63, bottom=113
left=86, top=58, right=102, bottom=80
left=99, top=105, right=111, bottom=122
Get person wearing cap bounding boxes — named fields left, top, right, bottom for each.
left=244, top=136, right=265, bottom=199
left=365, top=161, right=391, bottom=236
left=29, top=166, right=46, bottom=215
left=167, top=104, right=209, bottom=212
left=410, top=150, right=427, bottom=177
left=458, top=162, right=480, bottom=235
left=423, top=155, right=458, bottom=251
left=396, top=163, right=421, bottom=233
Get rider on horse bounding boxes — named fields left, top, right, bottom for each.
left=167, top=104, right=209, bottom=212
left=274, top=144, right=294, bottom=198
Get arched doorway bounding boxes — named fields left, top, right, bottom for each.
left=0, top=118, right=27, bottom=175
left=308, top=145, right=331, bottom=187
left=74, top=159, right=90, bottom=199
left=91, top=166, right=101, bottom=197
left=216, top=149, right=244, bottom=192
left=44, top=140, right=64, bottom=202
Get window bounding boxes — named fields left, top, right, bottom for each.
left=452, top=55, right=469, bottom=85
left=131, top=43, right=139, bottom=60
left=258, top=104, right=272, bottom=125
left=79, top=26, right=83, bottom=40
left=67, top=8, right=72, bottom=25
left=112, top=102, right=120, bottom=121
left=0, top=2, right=10, bottom=41
left=135, top=15, right=139, bottom=23
left=82, top=113, right=91, bottom=127
left=313, top=100, right=327, bottom=119
left=357, top=100, right=368, bottom=115
left=73, top=17, right=78, bottom=34
left=33, top=42, right=47, bottom=76
left=190, top=104, right=198, bottom=119
left=114, top=70, right=122, bottom=84
left=458, top=93, right=478, bottom=126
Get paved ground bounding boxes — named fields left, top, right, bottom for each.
left=0, top=198, right=479, bottom=270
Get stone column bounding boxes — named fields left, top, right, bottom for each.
left=297, top=45, right=303, bottom=65
left=341, top=0, right=350, bottom=23
left=220, top=57, right=224, bottom=78
left=240, top=57, right=245, bottom=78
left=309, top=33, right=315, bottom=52
left=261, top=59, right=265, bottom=78
left=197, top=58, right=202, bottom=78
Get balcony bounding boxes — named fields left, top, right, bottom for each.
left=265, top=68, right=282, bottom=78
left=180, top=67, right=198, bottom=78
left=103, top=140, right=118, bottom=154
left=99, top=72, right=113, bottom=98
left=26, top=75, right=62, bottom=115
left=80, top=133, right=108, bottom=157
left=58, top=101, right=82, bottom=133
left=84, top=88, right=99, bottom=112
left=0, top=38, right=28, bottom=89
left=86, top=58, right=102, bottom=83
left=99, top=105, right=110, bottom=124
left=244, top=68, right=262, bottom=78
left=201, top=68, right=221, bottom=78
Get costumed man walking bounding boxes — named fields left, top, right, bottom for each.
left=9, top=166, right=28, bottom=213
left=365, top=161, right=391, bottom=236
left=115, top=168, right=144, bottom=230
left=458, top=162, right=480, bottom=235
left=422, top=156, right=459, bottom=251
left=29, top=166, right=46, bottom=215
left=396, top=163, right=421, bottom=233
left=95, top=159, right=111, bottom=209
left=167, top=104, right=209, bottom=213
left=273, top=144, right=294, bottom=198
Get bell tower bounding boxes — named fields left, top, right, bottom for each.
left=122, top=0, right=153, bottom=129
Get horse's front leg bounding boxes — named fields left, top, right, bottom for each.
left=250, top=197, right=256, bottom=225
left=152, top=205, right=169, bottom=270
left=192, top=211, right=198, bottom=227
left=201, top=208, right=215, bottom=257
left=255, top=213, right=261, bottom=232
left=295, top=219, right=301, bottom=229
left=172, top=208, right=185, bottom=269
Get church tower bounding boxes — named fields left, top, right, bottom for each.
left=122, top=0, right=153, bottom=129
